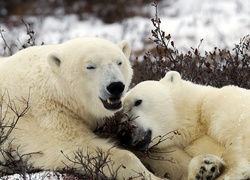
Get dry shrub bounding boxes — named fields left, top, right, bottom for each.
left=0, top=20, right=41, bottom=56
left=132, top=2, right=250, bottom=89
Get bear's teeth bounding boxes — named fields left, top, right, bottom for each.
left=107, top=98, right=121, bottom=105
left=107, top=98, right=113, bottom=104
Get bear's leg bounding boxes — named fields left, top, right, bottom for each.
left=209, top=144, right=250, bottom=180
left=188, top=154, right=226, bottom=180
left=52, top=139, right=164, bottom=180
left=217, top=152, right=250, bottom=180
left=102, top=147, right=164, bottom=180
left=5, top=131, right=163, bottom=180
left=134, top=146, right=191, bottom=180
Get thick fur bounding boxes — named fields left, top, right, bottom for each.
left=122, top=71, right=250, bottom=179
left=0, top=37, right=161, bottom=179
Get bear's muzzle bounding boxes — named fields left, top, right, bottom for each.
left=118, top=122, right=152, bottom=150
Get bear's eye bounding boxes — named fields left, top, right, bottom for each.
left=118, top=61, right=122, bottom=66
left=86, top=63, right=96, bottom=70
left=134, top=99, right=142, bottom=107
left=87, top=66, right=96, bottom=70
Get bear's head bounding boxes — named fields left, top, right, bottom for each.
left=118, top=71, right=181, bottom=150
left=47, top=37, right=133, bottom=120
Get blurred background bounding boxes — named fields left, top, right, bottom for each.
left=0, top=0, right=250, bottom=57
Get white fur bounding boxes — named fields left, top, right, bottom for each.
left=0, top=37, right=161, bottom=179
left=123, top=71, right=250, bottom=179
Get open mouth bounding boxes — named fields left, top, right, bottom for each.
left=100, top=97, right=122, bottom=110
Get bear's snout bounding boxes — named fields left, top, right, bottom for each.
left=118, top=123, right=152, bottom=150
left=99, top=81, right=125, bottom=111
left=107, top=81, right=125, bottom=96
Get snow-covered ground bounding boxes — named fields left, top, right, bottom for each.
left=1, top=0, right=250, bottom=179
left=1, top=171, right=65, bottom=180
left=1, top=0, right=249, bottom=56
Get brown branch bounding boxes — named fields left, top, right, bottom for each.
left=0, top=89, right=30, bottom=145
left=61, top=147, right=121, bottom=179
left=0, top=27, right=12, bottom=55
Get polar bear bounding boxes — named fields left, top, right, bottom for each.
left=0, top=37, right=161, bottom=179
left=118, top=71, right=250, bottom=180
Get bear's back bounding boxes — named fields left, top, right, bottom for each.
left=0, top=45, right=57, bottom=68
left=0, top=45, right=58, bottom=97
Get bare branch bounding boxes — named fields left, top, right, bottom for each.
left=0, top=143, right=42, bottom=177
left=61, top=148, right=122, bottom=180
left=0, top=27, right=13, bottom=56
left=0, top=89, right=30, bottom=145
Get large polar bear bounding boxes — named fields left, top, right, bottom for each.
left=0, top=37, right=161, bottom=179
left=118, top=71, right=250, bottom=180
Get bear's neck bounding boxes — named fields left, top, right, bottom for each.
left=172, top=81, right=215, bottom=148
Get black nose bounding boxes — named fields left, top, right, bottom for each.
left=117, top=129, right=133, bottom=145
left=118, top=126, right=152, bottom=150
left=107, top=82, right=125, bottom=96
left=117, top=127, right=133, bottom=146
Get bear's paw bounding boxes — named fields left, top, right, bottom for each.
left=188, top=154, right=226, bottom=180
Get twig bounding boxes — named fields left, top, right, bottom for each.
left=0, top=89, right=30, bottom=145
left=0, top=27, right=12, bottom=55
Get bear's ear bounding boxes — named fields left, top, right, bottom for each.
left=161, top=71, right=181, bottom=85
left=118, top=40, right=131, bottom=58
left=47, top=53, right=61, bottom=71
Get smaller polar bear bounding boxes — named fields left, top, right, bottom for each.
left=0, top=37, right=161, bottom=180
left=118, top=71, right=250, bottom=180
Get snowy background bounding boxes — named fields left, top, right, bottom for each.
left=0, top=0, right=250, bottom=179
left=1, top=0, right=250, bottom=57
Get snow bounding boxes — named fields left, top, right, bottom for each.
left=1, top=171, right=65, bottom=180
left=0, top=0, right=250, bottom=179
left=159, top=0, right=250, bottom=52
